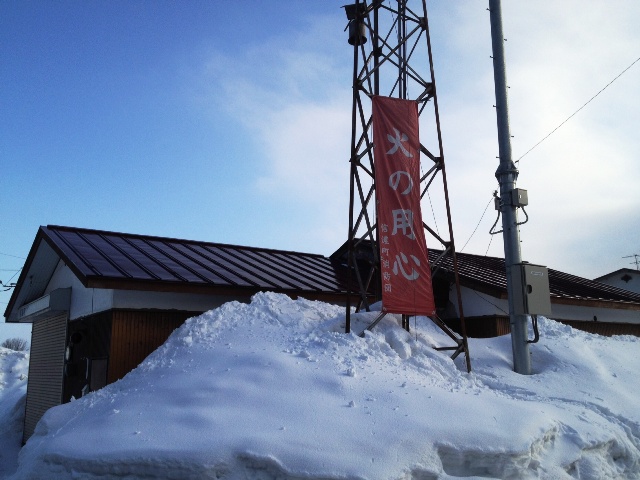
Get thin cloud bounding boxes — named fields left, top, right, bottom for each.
left=193, top=2, right=640, bottom=272
left=428, top=2, right=640, bottom=277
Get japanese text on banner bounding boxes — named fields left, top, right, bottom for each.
left=373, top=96, right=435, bottom=315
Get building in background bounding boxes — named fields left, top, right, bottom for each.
left=6, top=226, right=640, bottom=442
left=594, top=268, right=640, bottom=295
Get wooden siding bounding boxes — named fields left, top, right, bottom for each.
left=446, top=315, right=511, bottom=338
left=559, top=320, right=640, bottom=337
left=447, top=315, right=640, bottom=338
left=23, top=314, right=67, bottom=443
left=108, top=310, right=194, bottom=383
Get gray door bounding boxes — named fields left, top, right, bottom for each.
left=23, top=314, right=67, bottom=443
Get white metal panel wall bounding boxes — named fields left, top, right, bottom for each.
left=45, top=260, right=114, bottom=319
left=23, top=314, right=67, bottom=443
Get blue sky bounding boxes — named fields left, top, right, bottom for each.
left=2, top=1, right=639, bottom=342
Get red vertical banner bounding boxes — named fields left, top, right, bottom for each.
left=373, top=96, right=436, bottom=316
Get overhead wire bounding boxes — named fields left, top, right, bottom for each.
left=0, top=267, right=22, bottom=290
left=426, top=190, right=440, bottom=237
left=463, top=56, right=640, bottom=257
left=0, top=252, right=25, bottom=260
left=516, top=55, right=640, bottom=163
left=484, top=234, right=495, bottom=257
left=472, top=288, right=508, bottom=315
left=460, top=194, right=494, bottom=252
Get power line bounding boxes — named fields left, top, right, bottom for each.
left=1, top=280, right=17, bottom=291
left=516, top=55, right=640, bottom=163
left=484, top=234, right=494, bottom=257
left=0, top=252, right=25, bottom=260
left=2, top=268, right=22, bottom=285
left=460, top=194, right=494, bottom=252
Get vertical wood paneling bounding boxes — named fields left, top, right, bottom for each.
left=459, top=316, right=639, bottom=338
left=446, top=315, right=511, bottom=338
left=559, top=320, right=640, bottom=337
left=108, top=310, right=192, bottom=383
left=23, top=314, right=67, bottom=443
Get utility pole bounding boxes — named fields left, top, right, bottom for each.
left=488, top=0, right=531, bottom=374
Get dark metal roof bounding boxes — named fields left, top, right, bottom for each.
left=7, top=228, right=640, bottom=321
left=5, top=226, right=355, bottom=319
left=330, top=239, right=640, bottom=307
left=429, top=249, right=640, bottom=307
left=44, top=225, right=352, bottom=292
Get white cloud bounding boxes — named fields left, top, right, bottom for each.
left=194, top=2, right=640, bottom=273
left=190, top=15, right=355, bottom=253
left=428, top=1, right=640, bottom=277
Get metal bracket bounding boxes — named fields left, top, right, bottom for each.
left=527, top=315, right=540, bottom=344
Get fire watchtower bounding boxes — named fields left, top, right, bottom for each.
left=341, top=0, right=471, bottom=372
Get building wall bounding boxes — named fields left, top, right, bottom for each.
left=549, top=302, right=640, bottom=324
left=452, top=315, right=640, bottom=338
left=559, top=320, right=640, bottom=337
left=23, top=314, right=67, bottom=443
left=449, top=285, right=640, bottom=325
left=450, top=286, right=510, bottom=318
left=46, top=260, right=113, bottom=319
left=108, top=310, right=193, bottom=383
left=45, top=261, right=252, bottom=321
left=595, top=270, right=640, bottom=294
left=112, top=289, right=249, bottom=313
left=63, top=309, right=196, bottom=400
left=64, top=311, right=112, bottom=402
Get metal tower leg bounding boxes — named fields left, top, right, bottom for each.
left=342, top=0, right=471, bottom=372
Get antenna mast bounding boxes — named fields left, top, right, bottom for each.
left=623, top=254, right=640, bottom=270
left=342, top=0, right=471, bottom=372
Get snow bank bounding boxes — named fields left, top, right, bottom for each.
left=7, top=293, right=640, bottom=479
left=0, top=347, right=29, bottom=478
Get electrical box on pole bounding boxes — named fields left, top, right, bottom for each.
left=511, top=263, right=552, bottom=316
left=511, top=188, right=528, bottom=207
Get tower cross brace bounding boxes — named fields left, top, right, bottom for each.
left=342, top=0, right=471, bottom=372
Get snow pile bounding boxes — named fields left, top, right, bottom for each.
left=6, top=292, right=640, bottom=479
left=0, top=347, right=29, bottom=478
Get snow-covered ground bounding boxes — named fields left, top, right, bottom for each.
left=1, top=292, right=639, bottom=479
left=0, top=347, right=29, bottom=478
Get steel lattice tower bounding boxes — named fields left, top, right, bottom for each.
left=342, top=0, right=471, bottom=372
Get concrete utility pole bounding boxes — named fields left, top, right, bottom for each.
left=488, top=0, right=531, bottom=374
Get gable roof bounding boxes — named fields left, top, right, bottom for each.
left=8, top=227, right=640, bottom=322
left=594, top=268, right=640, bottom=282
left=5, top=225, right=354, bottom=321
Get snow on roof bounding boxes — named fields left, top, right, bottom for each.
left=2, top=292, right=639, bottom=478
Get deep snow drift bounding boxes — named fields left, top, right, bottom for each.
left=2, top=292, right=640, bottom=479
left=0, top=347, right=29, bottom=478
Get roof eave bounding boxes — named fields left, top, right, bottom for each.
left=85, top=276, right=358, bottom=301
left=4, top=227, right=78, bottom=321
